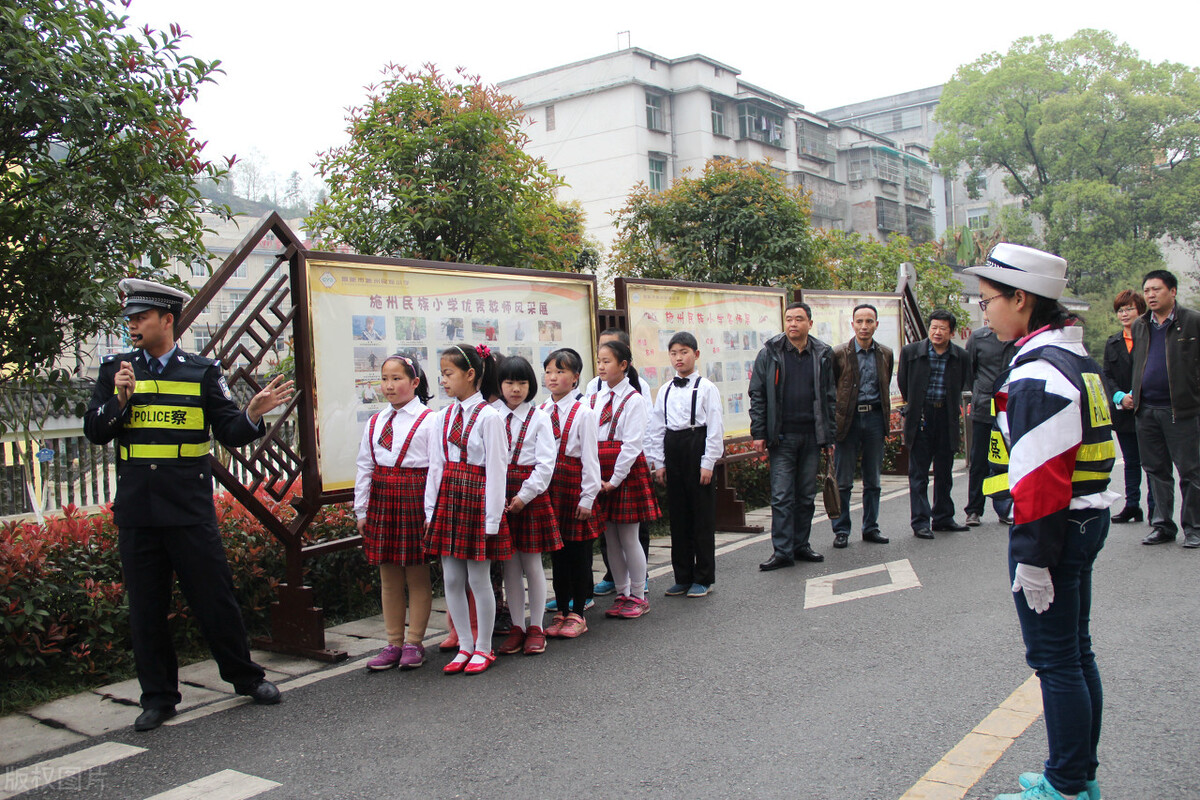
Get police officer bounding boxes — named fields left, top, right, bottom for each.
left=84, top=279, right=295, bottom=731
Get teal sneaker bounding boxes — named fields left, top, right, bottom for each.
left=686, top=583, right=712, bottom=597
left=664, top=583, right=689, bottom=596
left=1019, top=772, right=1099, bottom=799
left=593, top=579, right=617, bottom=596
left=545, top=598, right=558, bottom=612
left=996, top=774, right=1083, bottom=800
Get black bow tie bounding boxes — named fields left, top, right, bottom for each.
left=672, top=376, right=690, bottom=388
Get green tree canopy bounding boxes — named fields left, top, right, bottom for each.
left=308, top=65, right=586, bottom=272
left=0, top=0, right=230, bottom=427
left=816, top=230, right=966, bottom=323
left=932, top=29, right=1200, bottom=298
left=610, top=158, right=827, bottom=289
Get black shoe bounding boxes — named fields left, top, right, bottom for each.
left=833, top=533, right=849, bottom=549
left=794, top=546, right=825, bottom=563
left=965, top=512, right=981, bottom=527
left=134, top=706, right=176, bottom=732
left=237, top=679, right=282, bottom=705
left=998, top=516, right=1014, bottom=525
left=759, top=555, right=795, bottom=571
left=1111, top=506, right=1144, bottom=524
left=932, top=522, right=970, bottom=532
left=1142, top=528, right=1177, bottom=545
left=863, top=531, right=890, bottom=544
left=914, top=528, right=935, bottom=540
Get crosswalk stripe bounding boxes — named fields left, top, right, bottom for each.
left=142, top=769, right=281, bottom=799
left=0, top=741, right=146, bottom=799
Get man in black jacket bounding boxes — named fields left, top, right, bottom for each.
left=964, top=325, right=1015, bottom=527
left=897, top=309, right=968, bottom=539
left=84, top=279, right=295, bottom=730
left=1130, top=269, right=1200, bottom=548
left=749, top=301, right=836, bottom=570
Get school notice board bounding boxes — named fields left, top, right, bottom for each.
left=307, top=257, right=598, bottom=493
left=616, top=278, right=788, bottom=441
left=800, top=290, right=906, bottom=408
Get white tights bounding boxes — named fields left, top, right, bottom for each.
left=502, top=551, right=547, bottom=631
left=605, top=522, right=646, bottom=599
left=441, top=557, right=495, bottom=657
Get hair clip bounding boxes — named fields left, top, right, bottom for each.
left=475, top=343, right=491, bottom=359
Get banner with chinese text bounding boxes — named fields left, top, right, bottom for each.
left=308, top=258, right=597, bottom=492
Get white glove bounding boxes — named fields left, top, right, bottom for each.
left=1012, top=563, right=1054, bottom=614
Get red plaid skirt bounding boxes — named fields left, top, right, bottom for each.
left=505, top=464, right=562, bottom=553
left=363, top=465, right=430, bottom=566
left=547, top=455, right=601, bottom=542
left=595, top=441, right=661, bottom=525
left=424, top=461, right=512, bottom=561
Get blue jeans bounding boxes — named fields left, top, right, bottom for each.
left=769, top=430, right=820, bottom=559
left=833, top=408, right=884, bottom=536
left=1008, top=509, right=1108, bottom=795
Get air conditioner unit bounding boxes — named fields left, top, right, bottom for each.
left=848, top=171, right=863, bottom=181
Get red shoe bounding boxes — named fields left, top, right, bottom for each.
left=443, top=650, right=471, bottom=675
left=523, top=626, right=546, bottom=655
left=544, top=614, right=567, bottom=638
left=605, top=595, right=630, bottom=618
left=497, top=626, right=526, bottom=655
left=437, top=629, right=460, bottom=652
left=464, top=650, right=496, bottom=675
left=558, top=612, right=588, bottom=638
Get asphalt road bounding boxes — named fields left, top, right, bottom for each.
left=10, top=471, right=1199, bottom=799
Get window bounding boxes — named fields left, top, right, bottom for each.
left=645, top=93, right=665, bottom=131
left=876, top=198, right=903, bottom=232
left=545, top=105, right=556, bottom=132
left=649, top=59, right=658, bottom=70
left=861, top=108, right=923, bottom=135
left=190, top=260, right=208, bottom=278
left=967, top=208, right=990, bottom=230
left=233, top=261, right=247, bottom=279
left=193, top=330, right=211, bottom=354
left=648, top=157, right=666, bottom=193
left=711, top=98, right=726, bottom=137
left=736, top=102, right=785, bottom=148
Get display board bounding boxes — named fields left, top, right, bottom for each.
left=799, top=290, right=906, bottom=407
left=615, top=278, right=788, bottom=441
left=307, top=256, right=598, bottom=493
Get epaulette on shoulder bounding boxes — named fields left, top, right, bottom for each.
left=182, top=351, right=219, bottom=367
left=102, top=350, right=137, bottom=363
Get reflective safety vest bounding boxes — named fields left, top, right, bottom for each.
left=983, top=345, right=1115, bottom=499
left=116, top=362, right=212, bottom=462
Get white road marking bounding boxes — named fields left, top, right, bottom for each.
left=142, top=769, right=280, bottom=799
left=0, top=742, right=146, bottom=799
left=804, top=558, right=922, bottom=609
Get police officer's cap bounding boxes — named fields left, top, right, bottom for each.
left=119, top=278, right=190, bottom=317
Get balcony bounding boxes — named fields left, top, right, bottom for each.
left=876, top=198, right=904, bottom=233
left=799, top=137, right=837, bottom=162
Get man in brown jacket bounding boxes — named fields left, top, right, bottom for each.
left=830, top=303, right=894, bottom=548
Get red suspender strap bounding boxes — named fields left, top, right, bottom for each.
left=395, top=409, right=432, bottom=466
left=458, top=403, right=486, bottom=463
left=558, top=401, right=581, bottom=456
left=509, top=408, right=536, bottom=465
left=606, top=390, right=636, bottom=442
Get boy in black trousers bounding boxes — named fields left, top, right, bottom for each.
left=646, top=332, right=725, bottom=597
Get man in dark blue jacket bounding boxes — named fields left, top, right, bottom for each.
left=749, top=301, right=836, bottom=570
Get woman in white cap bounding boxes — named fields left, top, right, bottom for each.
left=966, top=244, right=1119, bottom=800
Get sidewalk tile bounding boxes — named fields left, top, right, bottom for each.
left=250, top=650, right=328, bottom=677
left=0, top=714, right=86, bottom=767
left=325, top=615, right=387, bottom=639
left=93, top=677, right=227, bottom=709
left=323, top=632, right=386, bottom=657
left=27, top=694, right=138, bottom=737
left=176, top=661, right=288, bottom=693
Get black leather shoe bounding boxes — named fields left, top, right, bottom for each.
left=134, top=706, right=176, bottom=731
left=998, top=516, right=1013, bottom=525
left=863, top=531, right=890, bottom=544
left=238, top=679, right=282, bottom=705
left=833, top=533, right=849, bottom=549
left=1142, top=528, right=1177, bottom=545
left=913, top=528, right=935, bottom=540
left=932, top=522, right=970, bottom=532
left=1112, top=506, right=1143, bottom=524
left=759, top=555, right=795, bottom=571
left=794, top=546, right=824, bottom=562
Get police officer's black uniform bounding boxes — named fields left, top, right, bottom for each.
left=85, top=324, right=272, bottom=721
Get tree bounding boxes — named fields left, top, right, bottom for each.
left=932, top=29, right=1200, bottom=298
left=0, top=2, right=230, bottom=412
left=308, top=65, right=586, bottom=272
left=816, top=230, right=966, bottom=322
left=610, top=158, right=826, bottom=290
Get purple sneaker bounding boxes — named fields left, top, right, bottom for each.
left=367, top=644, right=403, bottom=671
left=399, top=642, right=426, bottom=669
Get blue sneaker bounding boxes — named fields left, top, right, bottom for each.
left=1018, top=773, right=1099, bottom=799
left=593, top=579, right=616, bottom=596
left=545, top=598, right=558, bottom=612
left=664, top=583, right=689, bottom=596
left=686, top=583, right=712, bottom=598
left=995, top=774, right=1081, bottom=800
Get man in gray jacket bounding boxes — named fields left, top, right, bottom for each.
left=1131, top=269, right=1200, bottom=548
left=749, top=301, right=837, bottom=570
left=964, top=325, right=1015, bottom=526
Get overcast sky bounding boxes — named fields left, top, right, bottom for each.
left=123, top=0, right=1197, bottom=187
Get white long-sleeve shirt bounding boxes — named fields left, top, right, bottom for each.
left=645, top=372, right=726, bottom=471
left=540, top=393, right=601, bottom=510
left=584, top=374, right=652, bottom=404
left=498, top=401, right=557, bottom=505
left=423, top=392, right=508, bottom=535
left=590, top=377, right=649, bottom=488
left=354, top=398, right=436, bottom=520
